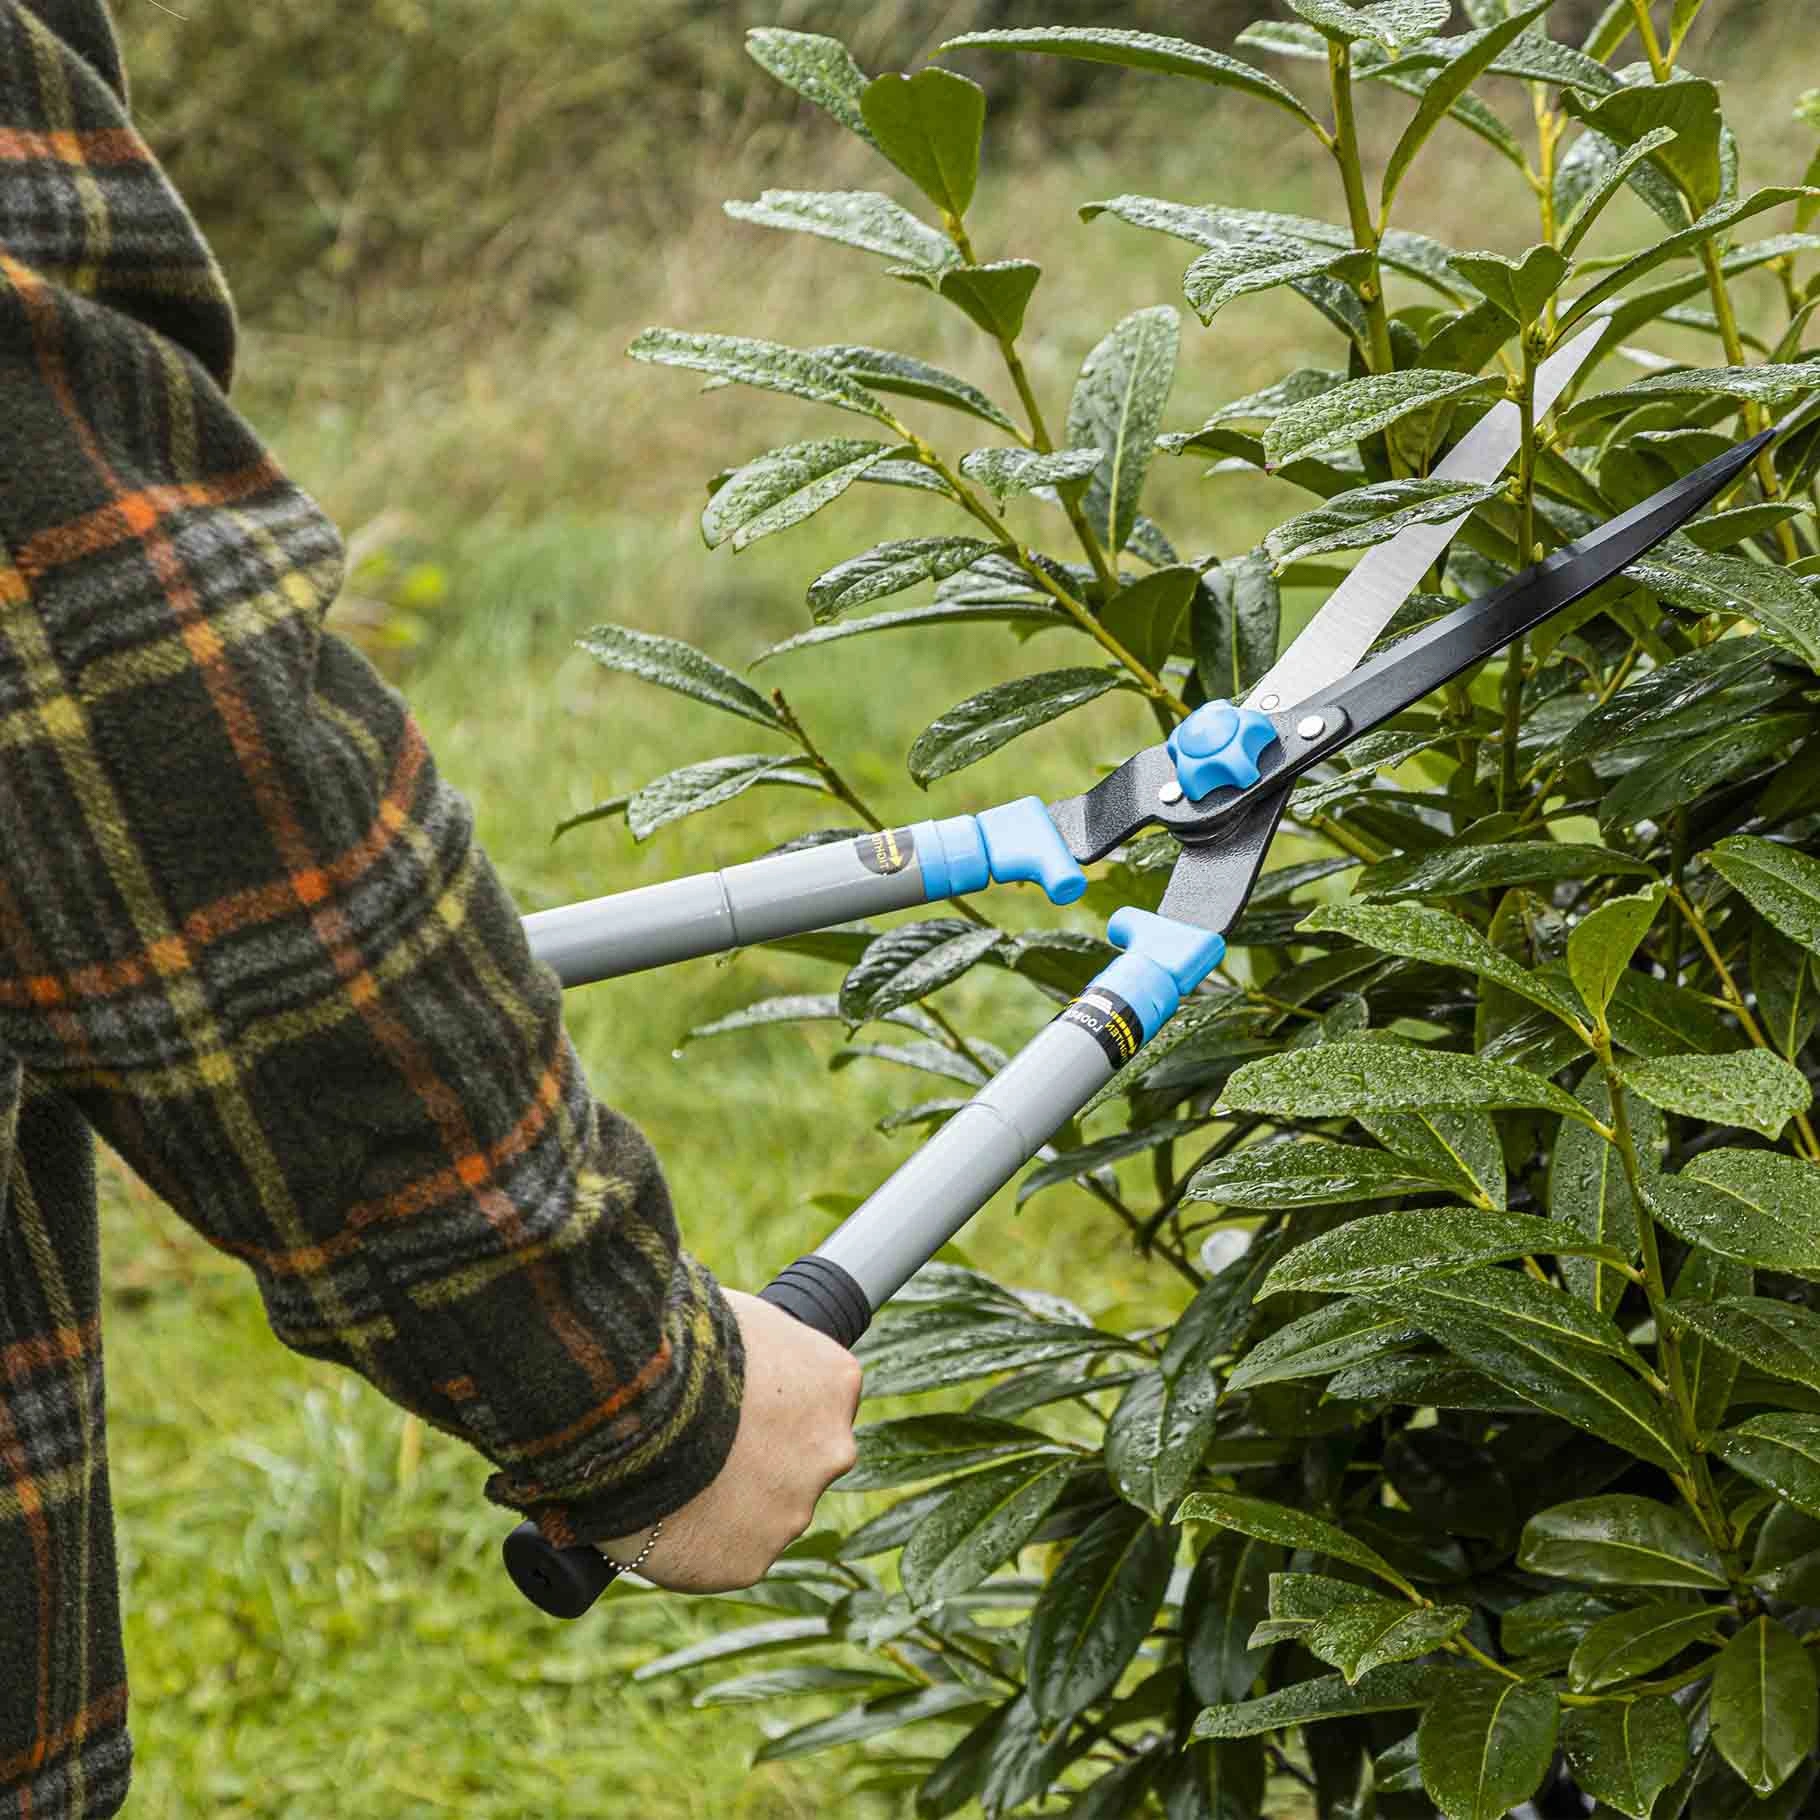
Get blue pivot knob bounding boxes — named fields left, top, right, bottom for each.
left=1166, top=701, right=1279, bottom=802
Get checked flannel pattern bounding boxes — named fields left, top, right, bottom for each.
left=0, top=4, right=746, bottom=1812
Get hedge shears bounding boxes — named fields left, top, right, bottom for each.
left=503, top=319, right=1778, bottom=1617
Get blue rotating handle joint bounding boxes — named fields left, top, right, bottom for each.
left=1166, top=701, right=1279, bottom=802
left=913, top=797, right=1086, bottom=905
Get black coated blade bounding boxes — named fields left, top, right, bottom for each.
left=1290, top=424, right=1778, bottom=754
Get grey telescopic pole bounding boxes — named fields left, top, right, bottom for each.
left=503, top=908, right=1225, bottom=1618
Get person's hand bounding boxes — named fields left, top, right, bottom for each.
left=596, top=1287, right=863, bottom=1592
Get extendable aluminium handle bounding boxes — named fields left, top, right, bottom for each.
left=502, top=909, right=1224, bottom=1617
left=522, top=800, right=1085, bottom=987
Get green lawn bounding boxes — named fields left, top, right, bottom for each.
left=95, top=28, right=1812, bottom=1814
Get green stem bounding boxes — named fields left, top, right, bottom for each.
left=771, top=690, right=994, bottom=930
left=913, top=440, right=1189, bottom=716
left=1500, top=343, right=1540, bottom=810
left=1328, top=42, right=1398, bottom=389
left=1604, top=1061, right=1744, bottom=1577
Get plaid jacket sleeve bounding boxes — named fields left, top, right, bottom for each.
left=0, top=0, right=745, bottom=1550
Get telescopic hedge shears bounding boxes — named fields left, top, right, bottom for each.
left=502, top=319, right=1779, bottom=1618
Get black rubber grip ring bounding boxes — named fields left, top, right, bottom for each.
left=760, top=1255, right=872, bottom=1348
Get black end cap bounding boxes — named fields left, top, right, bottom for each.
left=503, top=1520, right=619, bottom=1619
left=760, top=1255, right=872, bottom=1349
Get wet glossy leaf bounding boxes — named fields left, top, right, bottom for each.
left=938, top=27, right=1322, bottom=130
left=1194, top=552, right=1281, bottom=700
left=577, top=624, right=784, bottom=728
left=1751, top=920, right=1817, bottom=1061
left=1191, top=1662, right=1451, bottom=1738
left=1357, top=842, right=1653, bottom=901
left=1561, top=1695, right=1689, bottom=1818
left=908, top=668, right=1133, bottom=785
left=1568, top=362, right=1820, bottom=427
left=1182, top=239, right=1369, bottom=324
left=1260, top=1209, right=1623, bottom=1300
left=1569, top=1600, right=1724, bottom=1694
left=1623, top=1051, right=1811, bottom=1140
left=902, top=260, right=1045, bottom=340
left=958, top=445, right=1102, bottom=503
left=1184, top=1532, right=1279, bottom=1706
left=860, top=69, right=984, bottom=218
left=753, top=598, right=1065, bottom=665
left=724, top=189, right=956, bottom=273
left=1186, top=1137, right=1463, bottom=1209
left=627, top=753, right=827, bottom=839
left=634, top=1615, right=831, bottom=1681
left=1301, top=903, right=1588, bottom=1027
left=1175, top=1490, right=1414, bottom=1596
left=1381, top=1, right=1555, bottom=214
left=1712, top=1415, right=1820, bottom=1521
left=1607, top=972, right=1738, bottom=1059
left=1666, top=1297, right=1820, bottom=1396
left=1287, top=0, right=1451, bottom=50
left=1709, top=835, right=1820, bottom=958
left=1418, top=1674, right=1558, bottom=1820
left=1372, top=1267, right=1637, bottom=1363
left=1560, top=127, right=1682, bottom=257
left=1067, top=306, right=1180, bottom=556
left=745, top=28, right=874, bottom=138
left=1101, top=566, right=1199, bottom=677
left=1569, top=883, right=1668, bottom=1019
left=808, top=536, right=1004, bottom=622
left=1564, top=76, right=1724, bottom=211
left=1709, top=1617, right=1819, bottom=1796
left=1225, top=1300, right=1424, bottom=1391
left=701, top=437, right=900, bottom=551
left=1368, top=1284, right=1686, bottom=1473
left=755, top=1681, right=989, bottom=1762
left=1626, top=546, right=1820, bottom=674
left=1264, top=478, right=1503, bottom=571
left=1308, top=1595, right=1469, bottom=1685
left=857, top=1315, right=1137, bottom=1399
left=1601, top=714, right=1810, bottom=833
left=629, top=327, right=894, bottom=422
left=1517, top=1496, right=1728, bottom=1589
left=1673, top=1247, right=1753, bottom=1438
left=812, top=344, right=1016, bottom=430
left=1025, top=1505, right=1175, bottom=1726
left=693, top=1664, right=917, bottom=1708
left=901, top=1455, right=1081, bottom=1607
left=1560, top=189, right=1820, bottom=331
left=1220, top=1040, right=1589, bottom=1124
left=1105, top=1365, right=1221, bottom=1519
left=836, top=1415, right=1063, bottom=1493
left=1563, top=641, right=1769, bottom=762
left=839, top=919, right=980, bottom=1023
left=1158, top=1736, right=1266, bottom=1820
left=1360, top=1108, right=1507, bottom=1209
left=1646, top=1149, right=1820, bottom=1278
left=1264, top=369, right=1501, bottom=468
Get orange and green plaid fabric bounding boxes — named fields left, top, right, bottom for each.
left=0, top=5, right=745, bottom=1811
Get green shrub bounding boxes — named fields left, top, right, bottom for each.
left=566, top=4, right=1820, bottom=1815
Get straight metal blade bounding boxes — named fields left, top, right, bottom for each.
left=1240, top=318, right=1607, bottom=716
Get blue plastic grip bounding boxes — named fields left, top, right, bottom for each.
left=977, top=798, right=1087, bottom=904
left=912, top=816, right=990, bottom=902
left=912, top=801, right=1085, bottom=906
left=1094, top=908, right=1227, bottom=1041
left=1166, top=701, right=1279, bottom=803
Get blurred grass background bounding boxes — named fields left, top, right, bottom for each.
left=92, top=2, right=1806, bottom=1814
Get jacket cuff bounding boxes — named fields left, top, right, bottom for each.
left=482, top=1252, right=746, bottom=1549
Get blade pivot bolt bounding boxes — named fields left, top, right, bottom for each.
left=1297, top=715, right=1326, bottom=739
left=1158, top=780, right=1185, bottom=805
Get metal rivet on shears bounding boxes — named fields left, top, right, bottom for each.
left=1158, top=780, right=1185, bottom=805
left=1258, top=693, right=1281, bottom=711
left=1297, top=715, right=1326, bottom=740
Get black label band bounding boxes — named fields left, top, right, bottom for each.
left=855, top=826, right=917, bottom=876
left=1057, top=987, right=1142, bottom=1068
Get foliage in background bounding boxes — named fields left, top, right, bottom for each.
left=568, top=1, right=1820, bottom=1815
left=119, top=0, right=1624, bottom=342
